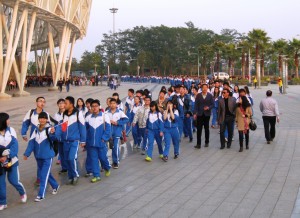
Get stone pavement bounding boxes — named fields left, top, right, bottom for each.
left=1, top=83, right=300, bottom=218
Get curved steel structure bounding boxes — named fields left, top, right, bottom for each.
left=0, top=0, right=92, bottom=98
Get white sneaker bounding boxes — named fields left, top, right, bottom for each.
left=52, top=185, right=60, bottom=195
left=225, top=138, right=228, bottom=142
left=20, top=194, right=27, bottom=203
left=0, top=205, right=7, bottom=210
left=34, top=196, right=44, bottom=202
left=232, top=138, right=235, bottom=141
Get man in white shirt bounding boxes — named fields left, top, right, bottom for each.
left=259, top=90, right=280, bottom=144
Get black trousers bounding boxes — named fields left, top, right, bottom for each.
left=238, top=130, right=249, bottom=147
left=262, top=116, right=276, bottom=141
left=196, top=115, right=210, bottom=145
left=220, top=116, right=235, bottom=148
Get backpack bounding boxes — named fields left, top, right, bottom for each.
left=45, top=127, right=59, bottom=156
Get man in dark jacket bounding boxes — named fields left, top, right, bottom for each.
left=218, top=88, right=237, bottom=149
left=193, top=84, right=214, bottom=148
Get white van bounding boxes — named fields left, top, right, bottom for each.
left=213, top=72, right=229, bottom=80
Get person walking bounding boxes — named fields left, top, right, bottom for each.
left=24, top=112, right=59, bottom=202
left=253, top=77, right=258, bottom=89
left=193, top=84, right=214, bottom=148
left=236, top=96, right=252, bottom=152
left=278, top=77, right=283, bottom=94
left=259, top=90, right=280, bottom=144
left=85, top=100, right=111, bottom=183
left=218, top=88, right=237, bottom=149
left=53, top=96, right=86, bottom=185
left=0, top=113, right=27, bottom=210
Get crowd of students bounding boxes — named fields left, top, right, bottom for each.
left=1, top=78, right=281, bottom=211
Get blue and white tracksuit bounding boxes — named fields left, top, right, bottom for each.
left=85, top=112, right=111, bottom=177
left=177, top=95, right=185, bottom=139
left=0, top=127, right=26, bottom=205
left=22, top=109, right=51, bottom=181
left=130, top=104, right=142, bottom=146
left=55, top=109, right=86, bottom=180
left=212, top=97, right=219, bottom=126
left=24, top=125, right=59, bottom=199
left=54, top=112, right=67, bottom=171
left=106, top=109, right=129, bottom=164
left=163, top=110, right=180, bottom=157
left=146, top=112, right=164, bottom=158
left=191, top=94, right=196, bottom=131
left=125, top=97, right=134, bottom=136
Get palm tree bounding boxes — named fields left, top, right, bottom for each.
left=289, top=38, right=300, bottom=78
left=248, top=29, right=270, bottom=79
left=223, top=43, right=239, bottom=76
left=273, top=39, right=289, bottom=77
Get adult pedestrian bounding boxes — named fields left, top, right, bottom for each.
left=236, top=96, right=252, bottom=152
left=193, top=84, right=214, bottom=148
left=218, top=88, right=237, bottom=149
left=259, top=90, right=280, bottom=144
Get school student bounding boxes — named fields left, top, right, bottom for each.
left=53, top=99, right=68, bottom=173
left=131, top=96, right=142, bottom=149
left=145, top=101, right=164, bottom=162
left=24, top=112, right=59, bottom=202
left=106, top=98, right=129, bottom=169
left=162, top=100, right=180, bottom=162
left=85, top=100, right=111, bottom=183
left=0, top=113, right=27, bottom=210
left=124, top=89, right=135, bottom=136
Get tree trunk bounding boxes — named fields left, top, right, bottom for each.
left=241, top=52, right=245, bottom=78
left=261, top=52, right=265, bottom=77
left=295, top=53, right=299, bottom=78
left=255, top=44, right=259, bottom=79
left=246, top=53, right=249, bottom=78
left=278, top=55, right=282, bottom=77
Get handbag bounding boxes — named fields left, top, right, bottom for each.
left=249, top=118, right=257, bottom=131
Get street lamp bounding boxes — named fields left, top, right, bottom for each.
left=188, top=51, right=200, bottom=78
left=109, top=7, right=118, bottom=64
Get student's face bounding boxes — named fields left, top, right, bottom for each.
left=65, top=100, right=72, bottom=110
left=77, top=99, right=83, bottom=106
left=39, top=118, right=47, bottom=126
left=134, top=97, right=140, bottom=105
left=128, top=91, right=133, bottom=97
left=91, top=103, right=100, bottom=114
left=58, top=102, right=65, bottom=110
left=150, top=105, right=156, bottom=112
left=144, top=98, right=151, bottom=106
left=0, top=156, right=7, bottom=163
left=136, top=93, right=141, bottom=98
left=36, top=98, right=46, bottom=109
left=159, top=92, right=165, bottom=98
left=110, top=101, right=117, bottom=109
left=6, top=119, right=10, bottom=127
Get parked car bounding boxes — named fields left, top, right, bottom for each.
left=213, top=72, right=229, bottom=80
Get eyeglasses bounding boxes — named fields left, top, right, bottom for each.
left=222, top=92, right=227, bottom=94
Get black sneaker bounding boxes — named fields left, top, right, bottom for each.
left=174, top=154, right=179, bottom=159
left=220, top=146, right=225, bottom=150
left=194, top=144, right=201, bottom=149
left=189, top=138, right=193, bottom=142
left=162, top=156, right=168, bottom=162
left=113, top=163, right=119, bottom=169
left=59, top=169, right=67, bottom=174
left=205, top=143, right=209, bottom=147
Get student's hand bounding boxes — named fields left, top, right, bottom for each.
left=160, top=132, right=164, bottom=137
left=22, top=136, right=28, bottom=142
left=277, top=117, right=280, bottom=123
left=50, top=127, right=55, bottom=134
left=132, top=123, right=136, bottom=127
left=80, top=143, right=86, bottom=147
left=23, top=156, right=28, bottom=160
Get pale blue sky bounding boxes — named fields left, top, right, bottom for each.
left=73, top=0, right=300, bottom=59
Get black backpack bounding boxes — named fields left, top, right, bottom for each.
left=45, top=127, right=59, bottom=156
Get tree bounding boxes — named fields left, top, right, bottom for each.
left=289, top=38, right=300, bottom=78
left=79, top=51, right=102, bottom=74
left=273, top=39, right=288, bottom=77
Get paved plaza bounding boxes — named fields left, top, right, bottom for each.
left=0, top=83, right=300, bottom=218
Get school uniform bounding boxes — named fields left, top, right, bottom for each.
left=85, top=112, right=111, bottom=177
left=24, top=125, right=59, bottom=199
left=146, top=112, right=164, bottom=158
left=132, top=106, right=150, bottom=151
left=0, top=127, right=26, bottom=206
left=106, top=109, right=129, bottom=165
left=55, top=109, right=86, bottom=180
left=124, top=97, right=134, bottom=136
left=163, top=110, right=180, bottom=158
left=54, top=111, right=67, bottom=171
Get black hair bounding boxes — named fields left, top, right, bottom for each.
left=144, top=96, right=152, bottom=101
left=161, top=86, right=167, bottom=92
left=110, top=98, right=117, bottom=103
left=57, top=98, right=65, bottom=104
left=213, top=87, right=220, bottom=98
left=238, top=96, right=251, bottom=111
left=239, top=88, right=246, bottom=93
left=85, top=98, right=94, bottom=104
left=266, top=90, right=272, bottom=97
left=65, top=96, right=75, bottom=105
left=167, top=87, right=173, bottom=93
left=223, top=88, right=230, bottom=94
left=36, top=96, right=45, bottom=102
left=159, top=90, right=167, bottom=95
left=91, top=99, right=100, bottom=106
left=244, top=86, right=250, bottom=95
left=112, top=93, right=121, bottom=104
left=76, top=98, right=86, bottom=110
left=136, top=90, right=143, bottom=95
left=192, top=86, right=199, bottom=92
left=128, top=89, right=134, bottom=94
left=150, top=101, right=159, bottom=112
left=201, top=83, right=208, bottom=88
left=0, top=113, right=9, bottom=131
left=223, top=81, right=230, bottom=87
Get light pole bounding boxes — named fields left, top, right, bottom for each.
left=188, top=51, right=200, bottom=78
left=109, top=7, right=118, bottom=65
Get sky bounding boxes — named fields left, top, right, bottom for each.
left=73, top=0, right=300, bottom=60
